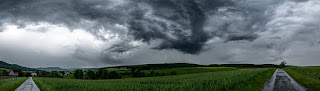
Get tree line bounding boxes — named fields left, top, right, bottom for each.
left=73, top=69, right=122, bottom=79
left=73, top=68, right=177, bottom=79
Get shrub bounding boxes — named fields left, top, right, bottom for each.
left=170, top=71, right=177, bottom=75
left=149, top=71, right=155, bottom=77
left=86, top=70, right=96, bottom=79
left=74, top=70, right=83, bottom=79
left=25, top=72, right=31, bottom=77
left=108, top=71, right=122, bottom=79
left=1, top=70, right=9, bottom=76
left=96, top=68, right=108, bottom=79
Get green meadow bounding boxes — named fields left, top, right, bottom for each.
left=284, top=67, right=320, bottom=90
left=33, top=68, right=275, bottom=91
left=64, top=67, right=238, bottom=79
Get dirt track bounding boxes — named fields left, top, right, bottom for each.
left=15, top=77, right=40, bottom=91
left=263, top=69, right=307, bottom=91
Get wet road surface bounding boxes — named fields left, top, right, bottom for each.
left=15, top=77, right=40, bottom=91
left=263, top=69, right=307, bottom=91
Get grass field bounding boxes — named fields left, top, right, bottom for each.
left=197, top=67, right=236, bottom=69
left=0, top=77, right=27, bottom=91
left=64, top=67, right=238, bottom=79
left=141, top=67, right=238, bottom=75
left=108, top=67, right=237, bottom=74
left=284, top=67, right=320, bottom=90
left=34, top=68, right=275, bottom=91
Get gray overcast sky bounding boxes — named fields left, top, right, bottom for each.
left=0, top=0, right=320, bottom=68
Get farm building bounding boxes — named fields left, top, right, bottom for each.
left=9, top=70, right=19, bottom=76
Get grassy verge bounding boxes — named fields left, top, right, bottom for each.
left=0, top=77, right=27, bottom=91
left=284, top=67, right=320, bottom=90
left=34, top=68, right=275, bottom=91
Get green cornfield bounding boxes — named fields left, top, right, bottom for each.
left=34, top=68, right=275, bottom=91
left=65, top=67, right=238, bottom=79
left=141, top=67, right=237, bottom=75
left=284, top=67, right=320, bottom=90
left=0, top=77, right=27, bottom=91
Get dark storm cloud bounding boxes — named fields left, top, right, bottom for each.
left=2, top=0, right=320, bottom=67
left=108, top=42, right=137, bottom=53
left=0, top=0, right=251, bottom=54
left=0, top=0, right=132, bottom=38
left=204, top=2, right=273, bottom=43
left=291, top=0, right=309, bottom=2
left=129, top=0, right=211, bottom=54
left=128, top=0, right=236, bottom=54
left=227, top=34, right=258, bottom=42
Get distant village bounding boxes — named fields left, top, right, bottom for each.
left=1, top=69, right=71, bottom=78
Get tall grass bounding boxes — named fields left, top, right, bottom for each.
left=141, top=67, right=237, bottom=75
left=197, top=67, right=236, bottom=69
left=284, top=67, right=320, bottom=90
left=63, top=67, right=237, bottom=79
left=34, top=68, right=275, bottom=91
left=0, top=77, right=27, bottom=91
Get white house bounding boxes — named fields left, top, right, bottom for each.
left=64, top=72, right=70, bottom=75
left=31, top=72, right=37, bottom=76
left=9, top=70, right=19, bottom=76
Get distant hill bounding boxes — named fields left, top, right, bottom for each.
left=0, top=61, right=39, bottom=71
left=65, top=68, right=97, bottom=72
left=104, top=63, right=278, bottom=70
left=105, top=63, right=204, bottom=70
left=68, top=68, right=98, bottom=71
left=37, top=67, right=99, bottom=72
left=37, top=67, right=70, bottom=72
